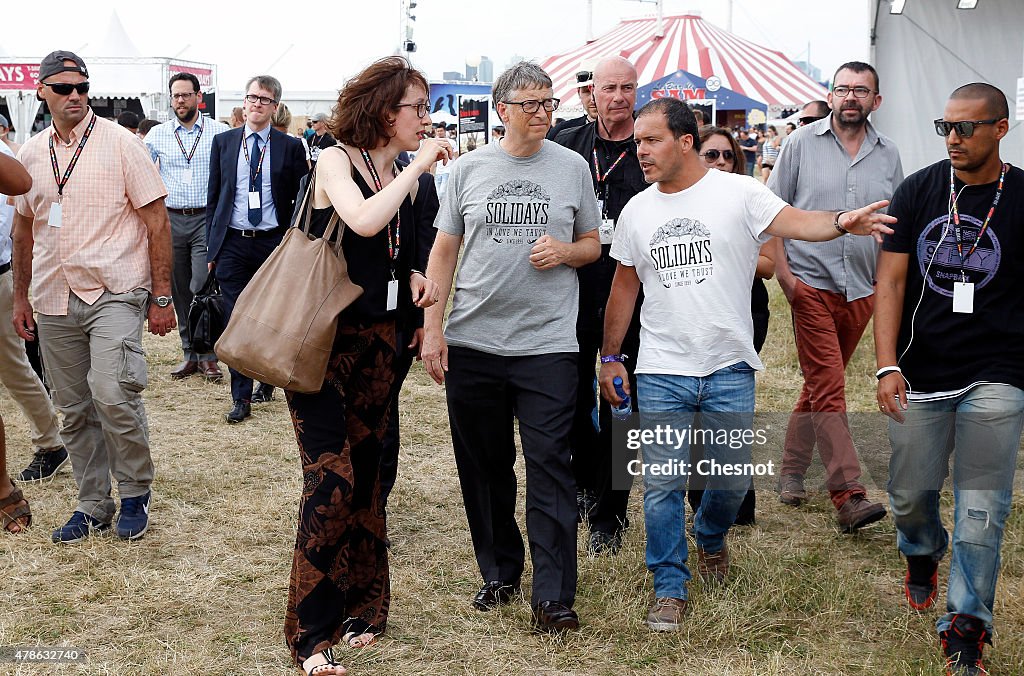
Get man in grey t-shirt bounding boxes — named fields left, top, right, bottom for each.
left=422, top=62, right=600, bottom=633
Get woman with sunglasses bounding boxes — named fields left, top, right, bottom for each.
left=284, top=56, right=451, bottom=676
left=687, top=126, right=777, bottom=525
left=761, top=125, right=781, bottom=181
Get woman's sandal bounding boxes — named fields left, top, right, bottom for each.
left=302, top=647, right=346, bottom=675
left=0, top=479, right=31, bottom=534
left=341, top=618, right=381, bottom=649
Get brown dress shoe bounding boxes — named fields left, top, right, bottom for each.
left=170, top=361, right=198, bottom=379
left=778, top=473, right=807, bottom=506
left=647, top=597, right=687, bottom=632
left=837, top=494, right=886, bottom=533
left=697, top=537, right=730, bottom=584
left=199, top=361, right=223, bottom=382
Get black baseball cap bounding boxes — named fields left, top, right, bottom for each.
left=38, top=50, right=89, bottom=82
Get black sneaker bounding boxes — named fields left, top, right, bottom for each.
left=19, top=447, right=69, bottom=482
left=576, top=489, right=596, bottom=524
left=941, top=614, right=990, bottom=675
left=588, top=529, right=622, bottom=556
left=905, top=555, right=939, bottom=610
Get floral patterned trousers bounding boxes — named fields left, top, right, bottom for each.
left=284, top=317, right=396, bottom=664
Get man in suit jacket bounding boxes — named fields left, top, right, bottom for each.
left=207, top=75, right=308, bottom=423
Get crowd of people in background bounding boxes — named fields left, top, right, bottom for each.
left=0, top=47, right=1019, bottom=676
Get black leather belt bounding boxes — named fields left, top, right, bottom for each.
left=231, top=225, right=287, bottom=239
left=0, top=262, right=10, bottom=275
left=167, top=206, right=206, bottom=216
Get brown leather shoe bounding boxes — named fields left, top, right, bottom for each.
left=199, top=361, right=223, bottom=382
left=646, top=597, right=687, bottom=632
left=170, top=361, right=198, bottom=379
left=837, top=494, right=887, bottom=533
left=697, top=537, right=730, bottom=584
left=778, top=473, right=807, bottom=506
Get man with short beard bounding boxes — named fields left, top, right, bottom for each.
left=145, top=72, right=230, bottom=381
left=768, top=61, right=903, bottom=532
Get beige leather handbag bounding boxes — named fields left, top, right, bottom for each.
left=215, top=173, right=363, bottom=393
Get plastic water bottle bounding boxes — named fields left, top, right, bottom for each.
left=611, top=376, right=632, bottom=420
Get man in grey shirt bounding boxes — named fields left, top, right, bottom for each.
left=422, top=62, right=600, bottom=633
left=768, top=61, right=903, bottom=533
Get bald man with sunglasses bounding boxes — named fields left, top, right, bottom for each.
left=875, top=82, right=1021, bottom=676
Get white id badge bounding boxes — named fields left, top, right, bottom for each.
left=181, top=166, right=193, bottom=185
left=953, top=281, right=974, bottom=314
left=599, top=218, right=615, bottom=245
left=248, top=191, right=261, bottom=209
left=386, top=279, right=399, bottom=311
left=47, top=202, right=62, bottom=228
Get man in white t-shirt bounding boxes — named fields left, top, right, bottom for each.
left=599, top=98, right=895, bottom=632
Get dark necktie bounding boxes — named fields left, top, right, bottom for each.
left=248, top=134, right=263, bottom=226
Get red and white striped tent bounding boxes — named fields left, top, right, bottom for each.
left=541, top=14, right=827, bottom=112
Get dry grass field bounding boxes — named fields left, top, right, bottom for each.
left=2, top=285, right=1023, bottom=676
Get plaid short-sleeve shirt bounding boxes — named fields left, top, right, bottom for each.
left=15, top=109, right=168, bottom=315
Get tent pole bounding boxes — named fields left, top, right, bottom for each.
left=586, top=0, right=593, bottom=42
left=656, top=0, right=664, bottom=38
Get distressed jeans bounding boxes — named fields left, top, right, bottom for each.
left=887, top=384, right=1024, bottom=637
left=637, top=363, right=756, bottom=600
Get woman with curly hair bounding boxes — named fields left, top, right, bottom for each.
left=285, top=57, right=451, bottom=676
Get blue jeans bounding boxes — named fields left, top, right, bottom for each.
left=637, top=363, right=756, bottom=600
left=887, top=384, right=1024, bottom=636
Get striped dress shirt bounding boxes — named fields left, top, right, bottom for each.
left=145, top=114, right=230, bottom=209
left=768, top=117, right=903, bottom=301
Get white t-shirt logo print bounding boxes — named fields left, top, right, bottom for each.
left=648, top=217, right=714, bottom=288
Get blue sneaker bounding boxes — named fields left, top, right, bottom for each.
left=52, top=511, right=110, bottom=544
left=116, top=491, right=151, bottom=540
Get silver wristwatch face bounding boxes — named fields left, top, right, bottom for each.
left=152, top=296, right=172, bottom=308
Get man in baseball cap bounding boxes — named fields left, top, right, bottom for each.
left=37, top=50, right=88, bottom=85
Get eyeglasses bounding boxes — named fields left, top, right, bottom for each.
left=41, top=81, right=90, bottom=96
left=799, top=116, right=825, bottom=126
left=933, top=118, right=1001, bottom=138
left=244, top=93, right=277, bottom=106
left=699, top=149, right=734, bottom=162
left=395, top=101, right=429, bottom=118
left=502, top=98, right=560, bottom=114
left=171, top=92, right=197, bottom=101
left=832, top=86, right=874, bottom=98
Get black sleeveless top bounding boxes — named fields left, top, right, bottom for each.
left=306, top=169, right=415, bottom=321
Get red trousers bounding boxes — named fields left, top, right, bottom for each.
left=781, top=280, right=873, bottom=509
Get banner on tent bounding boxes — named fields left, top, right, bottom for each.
left=169, top=64, right=213, bottom=90
left=457, top=95, right=490, bottom=154
left=0, top=64, right=40, bottom=90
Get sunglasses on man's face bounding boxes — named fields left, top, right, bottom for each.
left=700, top=149, right=734, bottom=162
left=42, top=81, right=90, bottom=96
left=799, top=116, right=824, bottom=126
left=933, top=118, right=1001, bottom=138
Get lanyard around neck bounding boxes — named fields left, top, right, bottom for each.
left=950, top=162, right=1007, bottom=278
left=173, top=116, right=204, bottom=164
left=48, top=113, right=97, bottom=202
left=359, top=149, right=400, bottom=266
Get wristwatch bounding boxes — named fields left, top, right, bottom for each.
left=151, top=295, right=173, bottom=308
left=600, top=354, right=629, bottom=363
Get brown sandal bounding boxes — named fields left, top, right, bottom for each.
left=1, top=479, right=31, bottom=534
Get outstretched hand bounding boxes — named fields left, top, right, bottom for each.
left=840, top=201, right=897, bottom=243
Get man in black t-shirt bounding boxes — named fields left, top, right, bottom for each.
left=875, top=83, right=1020, bottom=675
left=738, top=130, right=757, bottom=176
left=307, top=112, right=336, bottom=166
left=553, top=56, right=648, bottom=555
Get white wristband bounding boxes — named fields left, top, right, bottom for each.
left=876, top=366, right=902, bottom=380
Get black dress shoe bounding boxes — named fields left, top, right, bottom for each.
left=226, top=400, right=251, bottom=423
left=589, top=529, right=623, bottom=556
left=251, top=383, right=275, bottom=403
left=472, top=580, right=520, bottom=611
left=532, top=600, right=580, bottom=632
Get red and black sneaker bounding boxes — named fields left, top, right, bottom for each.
left=905, top=555, right=939, bottom=610
left=940, top=614, right=990, bottom=675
